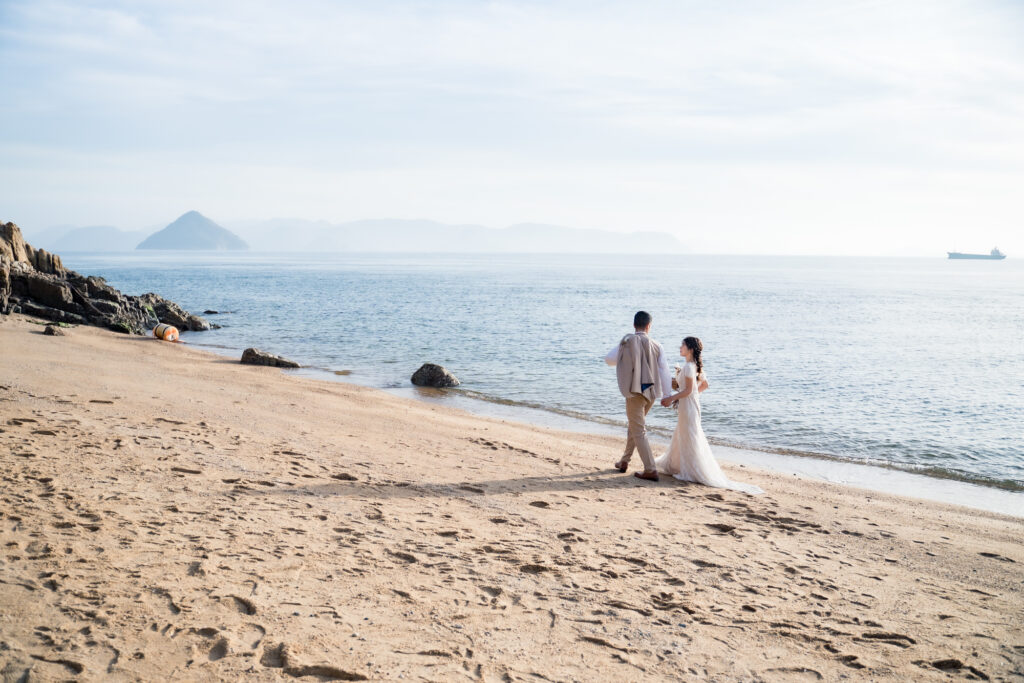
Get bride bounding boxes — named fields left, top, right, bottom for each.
left=657, top=337, right=763, bottom=495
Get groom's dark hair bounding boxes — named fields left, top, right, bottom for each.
left=633, top=311, right=652, bottom=329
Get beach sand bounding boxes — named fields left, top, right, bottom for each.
left=1, top=313, right=1021, bottom=681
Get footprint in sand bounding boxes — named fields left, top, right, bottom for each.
left=223, top=595, right=257, bottom=615
left=857, top=631, right=916, bottom=648
left=240, top=623, right=266, bottom=649
left=207, top=637, right=230, bottom=661
left=978, top=552, right=1015, bottom=563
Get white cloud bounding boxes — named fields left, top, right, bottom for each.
left=1, top=0, right=1022, bottom=254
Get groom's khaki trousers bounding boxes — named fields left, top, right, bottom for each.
left=622, top=393, right=656, bottom=472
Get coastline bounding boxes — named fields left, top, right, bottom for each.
left=55, top=250, right=1024, bottom=499
left=188, top=340, right=1024, bottom=518
left=2, top=313, right=1022, bottom=680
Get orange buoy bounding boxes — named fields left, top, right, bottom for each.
left=153, top=323, right=179, bottom=341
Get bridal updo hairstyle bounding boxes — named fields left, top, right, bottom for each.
left=683, top=336, right=704, bottom=381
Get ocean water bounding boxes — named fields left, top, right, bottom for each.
left=59, top=252, right=1024, bottom=493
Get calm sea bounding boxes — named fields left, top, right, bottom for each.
left=60, top=253, right=1024, bottom=493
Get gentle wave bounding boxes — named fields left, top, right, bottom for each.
left=446, top=387, right=1024, bottom=493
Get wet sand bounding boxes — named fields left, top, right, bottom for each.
left=1, top=314, right=1021, bottom=681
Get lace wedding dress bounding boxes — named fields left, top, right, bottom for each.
left=655, top=362, right=763, bottom=494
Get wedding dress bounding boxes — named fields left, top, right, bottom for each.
left=655, top=362, right=763, bottom=495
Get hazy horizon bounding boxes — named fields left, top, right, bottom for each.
left=19, top=216, right=1021, bottom=257
left=2, top=1, right=1023, bottom=256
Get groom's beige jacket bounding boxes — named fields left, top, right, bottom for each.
left=615, top=333, right=664, bottom=402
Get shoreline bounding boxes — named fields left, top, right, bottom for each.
left=53, top=250, right=1024, bottom=499
left=2, top=312, right=1022, bottom=681
left=183, top=339, right=1024, bottom=518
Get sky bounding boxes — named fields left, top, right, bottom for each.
left=1, top=0, right=1022, bottom=255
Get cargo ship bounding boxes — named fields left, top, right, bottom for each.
left=947, top=248, right=1006, bottom=260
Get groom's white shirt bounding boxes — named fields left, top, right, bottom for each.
left=605, top=333, right=673, bottom=399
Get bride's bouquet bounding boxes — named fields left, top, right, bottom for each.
left=669, top=364, right=682, bottom=410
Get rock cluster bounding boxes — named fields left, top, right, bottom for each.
left=411, top=363, right=461, bottom=388
left=1, top=221, right=211, bottom=335
left=241, top=348, right=300, bottom=368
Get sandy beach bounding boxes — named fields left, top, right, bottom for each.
left=1, top=313, right=1021, bottom=682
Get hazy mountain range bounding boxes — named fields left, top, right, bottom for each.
left=27, top=224, right=152, bottom=252
left=24, top=212, right=684, bottom=253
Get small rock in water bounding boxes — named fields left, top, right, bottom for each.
left=43, top=324, right=66, bottom=336
left=411, top=363, right=460, bottom=388
left=240, top=348, right=300, bottom=369
left=203, top=310, right=219, bottom=315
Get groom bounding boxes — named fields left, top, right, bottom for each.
left=605, top=311, right=673, bottom=481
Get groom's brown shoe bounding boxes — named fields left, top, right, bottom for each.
left=634, top=471, right=659, bottom=481
left=613, top=459, right=628, bottom=473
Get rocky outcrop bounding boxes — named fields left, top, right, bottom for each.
left=138, top=293, right=211, bottom=331
left=1, top=221, right=211, bottom=335
left=1, top=256, right=10, bottom=313
left=1, top=221, right=66, bottom=276
left=411, top=363, right=460, bottom=388
left=241, top=348, right=300, bottom=368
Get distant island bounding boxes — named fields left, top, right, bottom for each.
left=25, top=214, right=683, bottom=254
left=137, top=211, right=249, bottom=251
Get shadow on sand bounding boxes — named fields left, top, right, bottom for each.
left=233, top=469, right=709, bottom=502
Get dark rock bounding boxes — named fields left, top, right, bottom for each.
left=411, top=363, right=460, bottom=388
left=84, top=276, right=122, bottom=302
left=203, top=309, right=219, bottom=315
left=25, top=273, right=73, bottom=309
left=187, top=314, right=212, bottom=331
left=17, top=300, right=89, bottom=326
left=90, top=299, right=123, bottom=316
left=0, top=256, right=9, bottom=313
left=103, top=317, right=136, bottom=334
left=1, top=220, right=209, bottom=336
left=241, top=348, right=300, bottom=369
left=138, top=293, right=211, bottom=331
left=43, top=324, right=66, bottom=336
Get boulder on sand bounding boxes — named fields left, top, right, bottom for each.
left=411, top=363, right=460, bottom=388
left=241, top=348, right=300, bottom=369
left=43, top=324, right=66, bottom=336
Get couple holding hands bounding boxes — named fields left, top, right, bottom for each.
left=605, top=311, right=762, bottom=494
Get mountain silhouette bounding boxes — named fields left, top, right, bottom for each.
left=137, top=211, right=248, bottom=250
